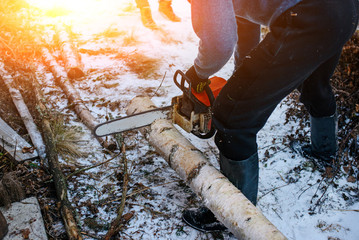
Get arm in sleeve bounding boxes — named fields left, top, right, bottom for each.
left=191, top=0, right=238, bottom=78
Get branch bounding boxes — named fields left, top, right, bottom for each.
left=66, top=153, right=120, bottom=179
left=103, top=144, right=131, bottom=240
left=31, top=73, right=83, bottom=240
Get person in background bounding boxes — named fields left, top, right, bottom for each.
left=182, top=0, right=358, bottom=232
left=135, top=0, right=181, bottom=29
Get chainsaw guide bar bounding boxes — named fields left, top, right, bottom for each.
left=93, top=105, right=172, bottom=137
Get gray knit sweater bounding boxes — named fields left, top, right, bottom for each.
left=191, top=0, right=301, bottom=78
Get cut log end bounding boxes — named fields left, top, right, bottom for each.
left=67, top=68, right=85, bottom=79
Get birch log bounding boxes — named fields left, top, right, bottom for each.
left=57, top=26, right=84, bottom=79
left=0, top=117, right=38, bottom=162
left=126, top=96, right=287, bottom=240
left=42, top=48, right=117, bottom=150
left=31, top=73, right=83, bottom=240
left=0, top=62, right=46, bottom=160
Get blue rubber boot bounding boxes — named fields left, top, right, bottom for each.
left=291, top=114, right=338, bottom=170
left=182, top=153, right=258, bottom=232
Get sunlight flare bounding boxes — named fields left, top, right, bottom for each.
left=26, top=0, right=132, bottom=19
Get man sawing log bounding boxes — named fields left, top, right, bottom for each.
left=181, top=0, right=358, bottom=233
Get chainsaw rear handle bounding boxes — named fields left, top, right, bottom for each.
left=174, top=70, right=216, bottom=139
left=173, top=70, right=215, bottom=106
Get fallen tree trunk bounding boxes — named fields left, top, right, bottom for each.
left=126, top=96, right=287, bottom=240
left=0, top=62, right=46, bottom=160
left=41, top=47, right=117, bottom=150
left=56, top=26, right=84, bottom=79
left=0, top=116, right=38, bottom=162
left=31, top=73, right=83, bottom=240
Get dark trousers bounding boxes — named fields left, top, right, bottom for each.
left=213, top=0, right=359, bottom=160
left=234, top=17, right=261, bottom=69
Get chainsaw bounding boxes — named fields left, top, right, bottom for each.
left=93, top=70, right=226, bottom=139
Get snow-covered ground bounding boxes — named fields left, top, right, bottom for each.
left=30, top=0, right=359, bottom=239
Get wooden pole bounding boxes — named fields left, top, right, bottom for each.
left=0, top=62, right=46, bottom=160
left=126, top=96, right=287, bottom=240
left=31, top=73, right=83, bottom=240
left=41, top=47, right=117, bottom=150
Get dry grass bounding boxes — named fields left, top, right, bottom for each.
left=51, top=116, right=87, bottom=161
left=79, top=47, right=118, bottom=56
left=96, top=26, right=126, bottom=39
left=155, top=28, right=182, bottom=45
left=121, top=2, right=137, bottom=14
left=115, top=50, right=162, bottom=79
left=122, top=29, right=141, bottom=46
left=0, top=0, right=44, bottom=71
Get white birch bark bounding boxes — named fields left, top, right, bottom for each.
left=126, top=96, right=287, bottom=240
left=42, top=48, right=116, bottom=150
left=56, top=26, right=84, bottom=79
left=0, top=62, right=46, bottom=159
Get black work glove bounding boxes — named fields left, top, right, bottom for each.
left=185, top=66, right=210, bottom=93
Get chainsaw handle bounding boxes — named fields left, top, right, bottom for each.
left=174, top=70, right=217, bottom=139
left=173, top=70, right=215, bottom=106
left=203, top=85, right=215, bottom=106
left=174, top=69, right=191, bottom=92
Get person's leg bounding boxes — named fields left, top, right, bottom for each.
left=135, top=0, right=157, bottom=29
left=298, top=52, right=341, bottom=118
left=134, top=0, right=149, bottom=8
left=290, top=52, right=342, bottom=168
left=158, top=0, right=181, bottom=22
left=182, top=0, right=358, bottom=232
left=234, top=17, right=261, bottom=70
left=214, top=0, right=358, bottom=162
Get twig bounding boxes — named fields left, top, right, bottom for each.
left=0, top=36, right=16, bottom=57
left=338, top=122, right=359, bottom=159
left=103, top=143, right=130, bottom=240
left=129, top=203, right=171, bottom=218
left=271, top=208, right=283, bottom=220
left=310, top=167, right=341, bottom=213
left=333, top=209, right=359, bottom=212
left=298, top=181, right=319, bottom=200
left=81, top=231, right=101, bottom=240
left=153, top=71, right=166, bottom=97
left=128, top=180, right=179, bottom=197
left=66, top=153, right=120, bottom=179
left=310, top=176, right=325, bottom=203
left=332, top=86, right=350, bottom=96
left=103, top=180, right=180, bottom=206
left=258, top=183, right=289, bottom=201
left=277, top=171, right=286, bottom=183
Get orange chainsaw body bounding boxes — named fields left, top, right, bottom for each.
left=191, top=76, right=227, bottom=106
left=172, top=76, right=226, bottom=136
